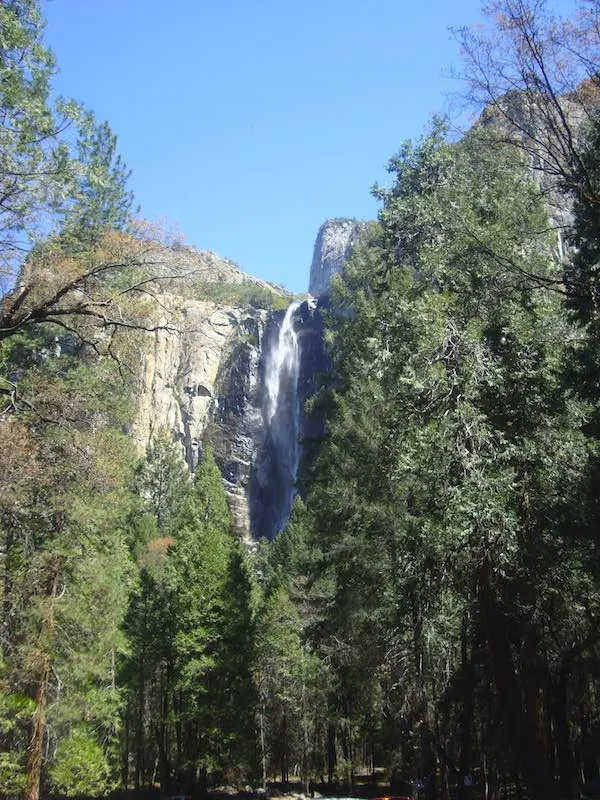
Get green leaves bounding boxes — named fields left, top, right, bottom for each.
left=299, top=116, right=600, bottom=789
left=0, top=1, right=135, bottom=280
left=123, top=443, right=259, bottom=787
left=48, top=730, right=113, bottom=797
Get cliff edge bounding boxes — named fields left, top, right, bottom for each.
left=308, top=218, right=367, bottom=296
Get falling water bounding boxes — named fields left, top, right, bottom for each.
left=260, top=301, right=302, bottom=538
left=265, top=301, right=301, bottom=422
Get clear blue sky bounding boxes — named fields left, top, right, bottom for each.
left=42, top=0, right=575, bottom=292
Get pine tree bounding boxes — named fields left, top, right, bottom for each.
left=0, top=355, right=138, bottom=800
left=0, top=0, right=135, bottom=279
left=304, top=124, right=595, bottom=799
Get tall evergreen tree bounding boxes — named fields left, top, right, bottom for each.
left=302, top=124, right=596, bottom=800
left=0, top=352, right=138, bottom=800
left=123, top=444, right=259, bottom=792
left=0, top=0, right=135, bottom=279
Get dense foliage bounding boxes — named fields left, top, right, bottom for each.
left=193, top=282, right=292, bottom=311
left=3, top=1, right=600, bottom=800
left=294, top=124, right=600, bottom=800
left=256, top=4, right=600, bottom=798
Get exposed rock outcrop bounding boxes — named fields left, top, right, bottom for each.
left=206, top=315, right=267, bottom=538
left=308, top=218, right=367, bottom=296
left=132, top=296, right=267, bottom=473
left=139, top=241, right=278, bottom=289
left=131, top=244, right=290, bottom=540
left=134, top=300, right=275, bottom=540
left=131, top=241, right=337, bottom=542
left=477, top=89, right=595, bottom=261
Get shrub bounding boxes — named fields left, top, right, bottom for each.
left=49, top=730, right=113, bottom=797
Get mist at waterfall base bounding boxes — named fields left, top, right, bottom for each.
left=252, top=302, right=302, bottom=541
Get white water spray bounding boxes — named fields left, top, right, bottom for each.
left=265, top=301, right=301, bottom=423
left=261, top=300, right=302, bottom=537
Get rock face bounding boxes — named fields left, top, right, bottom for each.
left=131, top=243, right=292, bottom=540
left=131, top=243, right=331, bottom=542
left=206, top=315, right=267, bottom=538
left=308, top=218, right=367, bottom=296
left=477, top=90, right=592, bottom=261
left=132, top=295, right=270, bottom=538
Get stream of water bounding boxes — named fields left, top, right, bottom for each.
left=262, top=301, right=302, bottom=538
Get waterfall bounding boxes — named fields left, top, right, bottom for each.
left=265, top=301, right=301, bottom=423
left=260, top=301, right=302, bottom=539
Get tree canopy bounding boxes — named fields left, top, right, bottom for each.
left=3, top=1, right=600, bottom=799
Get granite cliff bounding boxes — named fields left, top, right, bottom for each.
left=131, top=244, right=290, bottom=540
left=132, top=227, right=343, bottom=542
left=308, top=218, right=367, bottom=296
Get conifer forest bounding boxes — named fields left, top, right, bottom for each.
left=3, top=2, right=600, bottom=799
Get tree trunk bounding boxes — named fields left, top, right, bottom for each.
left=25, top=560, right=60, bottom=800
left=155, top=723, right=171, bottom=792
left=458, top=611, right=474, bottom=800
left=1, top=526, right=15, bottom=650
left=24, top=665, right=48, bottom=800
left=302, top=715, right=310, bottom=795
left=122, top=715, right=130, bottom=789
left=327, top=723, right=336, bottom=785
left=477, top=560, right=560, bottom=800
left=281, top=712, right=288, bottom=786
left=555, top=663, right=574, bottom=799
left=259, top=710, right=267, bottom=790
left=522, top=631, right=552, bottom=768
left=135, top=661, right=145, bottom=789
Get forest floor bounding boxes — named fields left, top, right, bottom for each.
left=264, top=771, right=411, bottom=800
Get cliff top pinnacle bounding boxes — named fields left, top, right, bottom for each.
left=308, top=218, right=367, bottom=296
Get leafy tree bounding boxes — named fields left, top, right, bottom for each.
left=0, top=351, right=138, bottom=800
left=168, top=446, right=236, bottom=787
left=0, top=0, right=65, bottom=277
left=0, top=1, right=185, bottom=420
left=122, top=563, right=177, bottom=791
left=0, top=0, right=136, bottom=279
left=208, top=542, right=258, bottom=784
left=301, top=122, right=598, bottom=800
left=66, top=117, right=136, bottom=242
left=48, top=730, right=113, bottom=798
left=121, top=432, right=189, bottom=791
left=267, top=497, right=311, bottom=590
left=133, top=429, right=189, bottom=540
left=122, top=444, right=259, bottom=792
left=455, top=0, right=600, bottom=203
left=254, top=584, right=329, bottom=792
